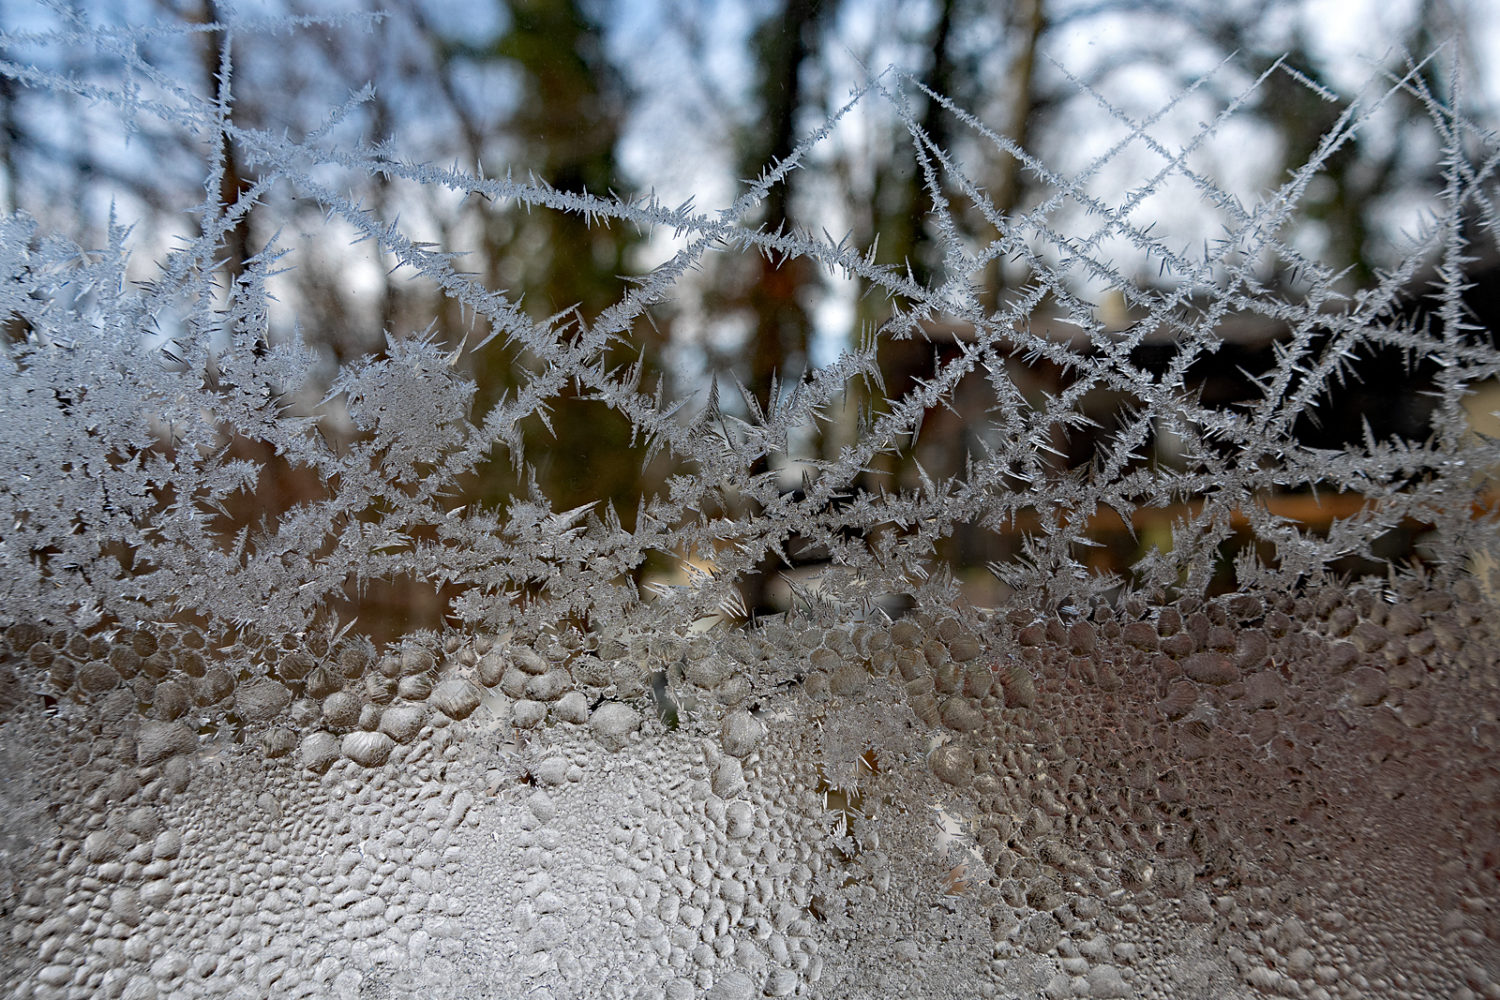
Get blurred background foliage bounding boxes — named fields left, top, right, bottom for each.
left=3, top=0, right=1497, bottom=632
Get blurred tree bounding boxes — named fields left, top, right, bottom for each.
left=690, top=0, right=834, bottom=613
left=192, top=0, right=254, bottom=283
left=415, top=0, right=657, bottom=524
left=738, top=0, right=830, bottom=412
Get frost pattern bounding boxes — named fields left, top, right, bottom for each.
left=2, top=11, right=1499, bottom=1000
